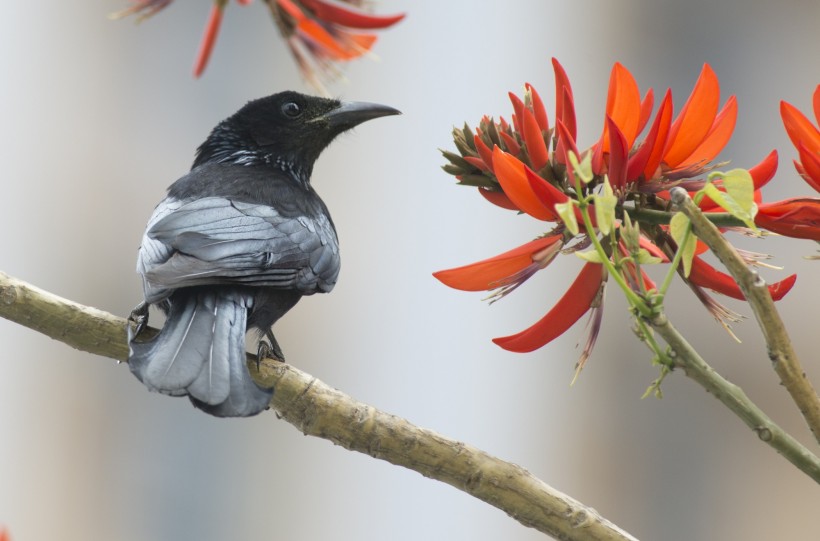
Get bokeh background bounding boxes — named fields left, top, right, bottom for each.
left=1, top=1, right=819, bottom=539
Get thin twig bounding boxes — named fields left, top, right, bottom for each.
left=0, top=271, right=637, bottom=541
left=648, top=311, right=820, bottom=482
left=670, top=187, right=820, bottom=445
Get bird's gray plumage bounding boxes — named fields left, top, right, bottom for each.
left=138, top=195, right=339, bottom=303
left=129, top=176, right=340, bottom=417
left=127, top=91, right=399, bottom=417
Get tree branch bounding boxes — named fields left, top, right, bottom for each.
left=670, top=188, right=820, bottom=444
left=0, top=270, right=637, bottom=541
left=648, top=311, right=820, bottom=482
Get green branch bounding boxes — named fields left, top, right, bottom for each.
left=629, top=206, right=745, bottom=227
left=670, top=187, right=820, bottom=445
left=649, top=310, right=820, bottom=482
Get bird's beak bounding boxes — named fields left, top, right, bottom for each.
left=320, top=101, right=401, bottom=128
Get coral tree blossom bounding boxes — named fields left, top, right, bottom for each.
left=437, top=59, right=803, bottom=362
left=113, top=0, right=404, bottom=86
left=758, top=85, right=820, bottom=241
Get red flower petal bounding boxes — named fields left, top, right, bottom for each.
left=555, top=119, right=580, bottom=168
left=293, top=15, right=376, bottom=61
left=781, top=100, right=820, bottom=155
left=552, top=58, right=576, bottom=141
left=677, top=95, right=737, bottom=169
left=277, top=0, right=306, bottom=20
left=602, top=62, right=642, bottom=151
left=499, top=131, right=521, bottom=156
left=664, top=64, right=721, bottom=167
left=492, top=262, right=604, bottom=352
left=192, top=3, right=224, bottom=78
left=688, top=256, right=796, bottom=301
left=639, top=235, right=670, bottom=262
left=813, top=84, right=820, bottom=127
left=433, top=235, right=563, bottom=292
left=478, top=187, right=520, bottom=211
left=524, top=165, right=567, bottom=204
left=641, top=90, right=674, bottom=180
left=756, top=198, right=820, bottom=240
left=797, top=142, right=820, bottom=193
left=300, top=0, right=405, bottom=29
left=508, top=92, right=525, bottom=135
left=749, top=150, right=779, bottom=191
left=493, top=147, right=555, bottom=220
left=463, top=156, right=490, bottom=173
left=564, top=86, right=578, bottom=143
left=524, top=166, right=591, bottom=226
left=473, top=134, right=495, bottom=171
left=637, top=88, right=655, bottom=137
left=606, top=116, right=629, bottom=189
left=522, top=106, right=549, bottom=170
left=525, top=83, right=549, bottom=132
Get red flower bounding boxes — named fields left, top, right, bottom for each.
left=781, top=85, right=820, bottom=193
left=113, top=0, right=404, bottom=86
left=755, top=198, right=820, bottom=241
left=439, top=59, right=799, bottom=360
left=434, top=233, right=564, bottom=297
left=492, top=263, right=605, bottom=353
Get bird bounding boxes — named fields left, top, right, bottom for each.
left=127, top=91, right=400, bottom=417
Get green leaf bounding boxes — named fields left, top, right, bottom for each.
left=567, top=151, right=594, bottom=184
left=702, top=171, right=758, bottom=229
left=636, top=249, right=663, bottom=265
left=670, top=212, right=696, bottom=277
left=721, top=169, right=755, bottom=214
left=555, top=201, right=579, bottom=235
left=594, top=176, right=618, bottom=235
left=576, top=250, right=604, bottom=263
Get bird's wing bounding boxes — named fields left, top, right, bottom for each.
left=137, top=197, right=339, bottom=302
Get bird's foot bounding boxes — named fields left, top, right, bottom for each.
left=256, top=333, right=285, bottom=370
left=127, top=302, right=149, bottom=342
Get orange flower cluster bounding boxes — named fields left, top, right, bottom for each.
left=438, top=60, right=816, bottom=357
left=113, top=0, right=404, bottom=84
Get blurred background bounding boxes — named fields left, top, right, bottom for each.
left=1, top=1, right=819, bottom=539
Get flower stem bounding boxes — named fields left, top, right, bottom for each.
left=670, top=187, right=820, bottom=445
left=657, top=218, right=691, bottom=297
left=578, top=201, right=651, bottom=316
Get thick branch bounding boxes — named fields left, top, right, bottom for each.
left=670, top=188, right=820, bottom=444
left=0, top=271, right=637, bottom=541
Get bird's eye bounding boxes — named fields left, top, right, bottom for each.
left=281, top=101, right=302, bottom=118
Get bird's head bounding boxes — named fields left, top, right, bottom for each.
left=193, top=91, right=400, bottom=184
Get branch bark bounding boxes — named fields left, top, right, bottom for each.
left=670, top=188, right=820, bottom=444
left=0, top=270, right=637, bottom=541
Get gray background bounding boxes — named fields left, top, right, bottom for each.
left=1, top=1, right=819, bottom=539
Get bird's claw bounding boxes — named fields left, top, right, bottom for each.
left=127, top=302, right=149, bottom=341
left=256, top=333, right=285, bottom=370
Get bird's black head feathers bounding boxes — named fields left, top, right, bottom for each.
left=192, top=91, right=400, bottom=185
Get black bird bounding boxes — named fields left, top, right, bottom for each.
left=127, top=91, right=399, bottom=417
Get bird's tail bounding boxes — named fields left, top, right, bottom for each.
left=128, top=289, right=272, bottom=417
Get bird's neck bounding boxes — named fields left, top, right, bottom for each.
left=193, top=124, right=314, bottom=187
